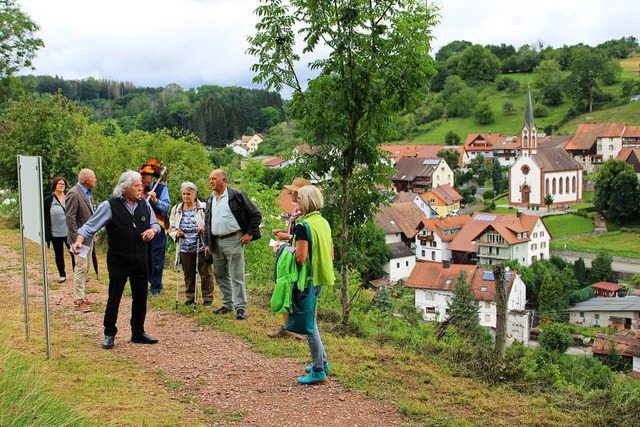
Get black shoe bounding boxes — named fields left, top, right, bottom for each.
left=214, top=306, right=233, bottom=315
left=236, top=308, right=246, bottom=320
left=184, top=300, right=195, bottom=306
left=131, top=333, right=159, bottom=344
left=203, top=301, right=213, bottom=307
left=102, top=335, right=114, bottom=349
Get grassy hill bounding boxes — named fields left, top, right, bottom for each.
left=399, top=56, right=640, bottom=145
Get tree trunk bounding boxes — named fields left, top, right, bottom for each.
left=493, top=264, right=507, bottom=358
left=340, top=176, right=351, bottom=324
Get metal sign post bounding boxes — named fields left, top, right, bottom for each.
left=17, top=155, right=51, bottom=358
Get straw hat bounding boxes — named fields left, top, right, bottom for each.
left=284, top=177, right=312, bottom=192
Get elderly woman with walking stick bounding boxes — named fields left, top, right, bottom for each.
left=168, top=181, right=214, bottom=306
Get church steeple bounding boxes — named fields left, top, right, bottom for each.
left=521, top=89, right=537, bottom=157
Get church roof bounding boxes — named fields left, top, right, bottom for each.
left=532, top=146, right=582, bottom=172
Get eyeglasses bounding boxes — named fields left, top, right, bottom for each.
left=296, top=196, right=301, bottom=200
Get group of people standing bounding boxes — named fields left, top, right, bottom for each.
left=44, top=162, right=333, bottom=385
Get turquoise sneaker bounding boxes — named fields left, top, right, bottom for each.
left=304, top=362, right=330, bottom=373
left=297, top=369, right=327, bottom=385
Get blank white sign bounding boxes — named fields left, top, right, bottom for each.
left=18, top=156, right=44, bottom=244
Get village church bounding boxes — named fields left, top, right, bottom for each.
left=508, top=92, right=583, bottom=207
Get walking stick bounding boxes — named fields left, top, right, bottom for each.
left=175, top=265, right=180, bottom=310
left=194, top=246, right=199, bottom=306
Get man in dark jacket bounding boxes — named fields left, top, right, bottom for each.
left=73, top=170, right=161, bottom=350
left=203, top=169, right=261, bottom=320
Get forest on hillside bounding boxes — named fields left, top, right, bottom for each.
left=16, top=76, right=286, bottom=148
left=11, top=36, right=640, bottom=155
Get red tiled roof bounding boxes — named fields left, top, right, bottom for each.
left=380, top=145, right=451, bottom=162
left=263, top=157, right=286, bottom=167
left=375, top=202, right=426, bottom=238
left=419, top=215, right=471, bottom=242
left=623, top=125, right=640, bottom=138
left=591, top=282, right=623, bottom=292
left=447, top=212, right=543, bottom=251
left=405, top=261, right=516, bottom=301
left=464, top=133, right=503, bottom=151
left=565, top=123, right=626, bottom=150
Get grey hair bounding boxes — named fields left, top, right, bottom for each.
left=78, top=168, right=94, bottom=184
left=112, top=170, right=141, bottom=198
left=180, top=181, right=198, bottom=195
left=297, top=185, right=324, bottom=214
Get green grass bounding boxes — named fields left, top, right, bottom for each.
left=543, top=214, right=595, bottom=238
left=392, top=58, right=640, bottom=146
left=550, top=230, right=640, bottom=258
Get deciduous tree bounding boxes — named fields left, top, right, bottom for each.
left=0, top=0, right=44, bottom=80
left=248, top=0, right=439, bottom=323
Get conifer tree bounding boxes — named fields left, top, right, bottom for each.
left=448, top=271, right=480, bottom=337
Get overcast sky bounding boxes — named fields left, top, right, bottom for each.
left=17, top=0, right=639, bottom=95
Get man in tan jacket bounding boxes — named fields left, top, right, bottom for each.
left=66, top=169, right=97, bottom=312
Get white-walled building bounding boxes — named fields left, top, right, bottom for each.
left=406, top=261, right=530, bottom=344
left=415, top=215, right=471, bottom=263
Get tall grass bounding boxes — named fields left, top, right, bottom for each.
left=0, top=343, right=90, bottom=426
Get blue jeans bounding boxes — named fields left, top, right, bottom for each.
left=211, top=234, right=246, bottom=310
left=148, top=229, right=167, bottom=294
left=306, top=286, right=327, bottom=371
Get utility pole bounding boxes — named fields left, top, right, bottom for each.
left=494, top=263, right=507, bottom=357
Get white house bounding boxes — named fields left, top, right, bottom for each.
left=374, top=202, right=426, bottom=283
left=415, top=215, right=471, bottom=263
left=406, top=261, right=530, bottom=344
left=447, top=212, right=550, bottom=266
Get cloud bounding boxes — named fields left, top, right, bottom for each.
left=17, top=0, right=640, bottom=92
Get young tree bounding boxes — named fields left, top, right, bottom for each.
left=444, top=130, right=461, bottom=145
left=537, top=272, right=565, bottom=322
left=573, top=257, right=587, bottom=286
left=448, top=271, right=480, bottom=338
left=248, top=0, right=439, bottom=324
left=589, top=252, right=615, bottom=284
left=544, top=193, right=554, bottom=211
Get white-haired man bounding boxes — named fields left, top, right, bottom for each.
left=73, top=170, right=161, bottom=350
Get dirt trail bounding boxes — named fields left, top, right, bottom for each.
left=1, top=241, right=406, bottom=426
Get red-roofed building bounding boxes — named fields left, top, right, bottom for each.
left=462, top=133, right=502, bottom=165
left=380, top=144, right=460, bottom=166
left=591, top=282, right=624, bottom=298
left=564, top=123, right=627, bottom=172
left=417, top=184, right=463, bottom=218
left=406, top=260, right=529, bottom=343
left=415, top=215, right=471, bottom=262
left=447, top=212, right=550, bottom=267
left=390, top=157, right=454, bottom=193
left=375, top=202, right=427, bottom=282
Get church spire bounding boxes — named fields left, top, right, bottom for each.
left=521, top=88, right=537, bottom=156
left=524, top=89, right=535, bottom=130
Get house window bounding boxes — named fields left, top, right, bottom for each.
left=425, top=307, right=436, bottom=314
left=579, top=312, right=584, bottom=317
left=431, top=252, right=436, bottom=261
left=531, top=255, right=537, bottom=263
left=484, top=314, right=490, bottom=322
left=540, top=231, right=544, bottom=237
left=609, top=144, right=614, bottom=151
left=552, top=177, right=556, bottom=194
left=541, top=242, right=546, bottom=248
left=572, top=177, right=576, bottom=193
left=485, top=301, right=491, bottom=308
left=533, top=232, right=538, bottom=238
left=565, top=177, right=570, bottom=193
left=406, top=261, right=409, bottom=267
left=396, top=262, right=400, bottom=268
left=480, top=286, right=487, bottom=292
left=421, top=250, right=426, bottom=257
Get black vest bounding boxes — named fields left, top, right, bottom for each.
left=106, top=198, right=151, bottom=264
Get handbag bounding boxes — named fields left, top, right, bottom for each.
left=286, top=221, right=317, bottom=335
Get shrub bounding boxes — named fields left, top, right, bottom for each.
left=538, top=324, right=573, bottom=353
left=0, top=191, right=19, bottom=229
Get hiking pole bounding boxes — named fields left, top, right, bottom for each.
left=175, top=265, right=180, bottom=310
left=194, top=245, right=200, bottom=308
